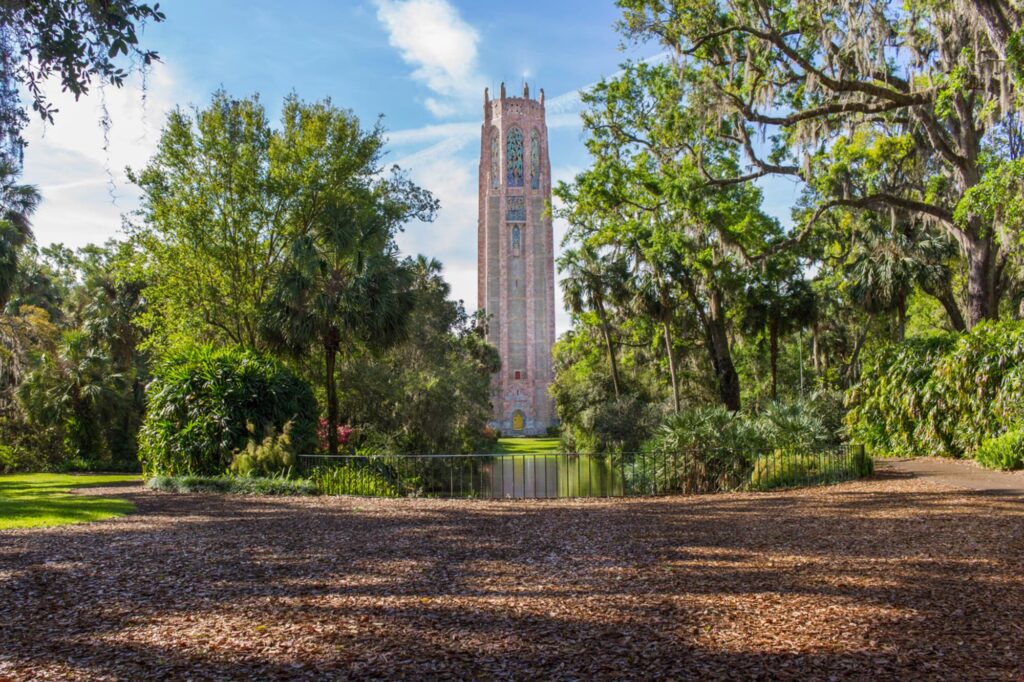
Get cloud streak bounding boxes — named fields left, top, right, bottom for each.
left=373, top=0, right=486, bottom=117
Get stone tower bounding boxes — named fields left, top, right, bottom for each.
left=477, top=82, right=556, bottom=436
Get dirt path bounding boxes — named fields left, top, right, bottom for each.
left=2, top=471, right=1024, bottom=680
left=879, top=457, right=1024, bottom=495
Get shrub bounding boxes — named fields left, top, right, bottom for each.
left=755, top=400, right=834, bottom=450
left=139, top=346, right=317, bottom=476
left=310, top=464, right=398, bottom=497
left=230, top=421, right=297, bottom=477
left=0, top=415, right=65, bottom=472
left=145, top=474, right=316, bottom=495
left=846, top=321, right=1024, bottom=458
left=0, top=444, right=17, bottom=473
left=316, top=418, right=353, bottom=452
left=749, top=449, right=872, bottom=490
left=749, top=452, right=822, bottom=490
left=641, top=407, right=765, bottom=492
left=975, top=429, right=1024, bottom=471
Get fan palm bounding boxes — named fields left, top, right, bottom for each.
left=261, top=193, right=415, bottom=454
left=559, top=244, right=628, bottom=397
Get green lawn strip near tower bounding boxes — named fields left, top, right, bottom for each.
left=0, top=473, right=140, bottom=530
left=492, top=437, right=561, bottom=454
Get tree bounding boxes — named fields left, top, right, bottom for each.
left=0, top=0, right=165, bottom=163
left=559, top=244, right=628, bottom=398
left=0, top=159, right=40, bottom=309
left=130, top=92, right=392, bottom=350
left=556, top=61, right=783, bottom=411
left=742, top=267, right=816, bottom=399
left=336, top=255, right=500, bottom=454
left=619, top=0, right=1022, bottom=327
left=261, top=179, right=436, bottom=455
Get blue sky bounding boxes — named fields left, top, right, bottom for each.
left=21, top=0, right=800, bottom=333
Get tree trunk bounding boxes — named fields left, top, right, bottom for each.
left=325, top=343, right=339, bottom=456
left=811, top=325, right=821, bottom=376
left=966, top=238, right=996, bottom=328
left=974, top=0, right=1016, bottom=58
left=896, top=293, right=906, bottom=342
left=707, top=289, right=741, bottom=411
left=662, top=320, right=680, bottom=413
left=932, top=285, right=967, bottom=332
left=769, top=318, right=779, bottom=400
left=596, top=301, right=621, bottom=398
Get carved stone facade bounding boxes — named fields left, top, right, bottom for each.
left=477, top=82, right=557, bottom=436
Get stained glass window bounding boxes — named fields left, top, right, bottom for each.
left=490, top=129, right=500, bottom=188
left=506, top=196, right=525, bottom=221
left=530, top=129, right=541, bottom=190
left=511, top=225, right=521, bottom=251
left=506, top=127, right=524, bottom=187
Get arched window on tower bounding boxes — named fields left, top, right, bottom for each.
left=506, top=127, right=524, bottom=187
left=530, top=129, right=541, bottom=190
left=490, top=128, right=500, bottom=188
left=511, top=225, right=521, bottom=256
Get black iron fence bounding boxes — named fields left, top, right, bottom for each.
left=296, top=444, right=869, bottom=499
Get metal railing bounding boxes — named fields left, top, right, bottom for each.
left=296, top=444, right=869, bottom=499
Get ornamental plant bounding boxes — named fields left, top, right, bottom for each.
left=139, top=346, right=317, bottom=476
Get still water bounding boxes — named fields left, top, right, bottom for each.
left=482, top=454, right=622, bottom=498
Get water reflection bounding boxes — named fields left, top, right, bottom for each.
left=484, top=454, right=621, bottom=498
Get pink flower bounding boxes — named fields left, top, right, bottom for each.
left=318, top=418, right=353, bottom=451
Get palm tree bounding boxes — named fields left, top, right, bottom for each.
left=0, top=159, right=40, bottom=309
left=742, top=267, right=816, bottom=400
left=630, top=261, right=681, bottom=412
left=559, top=244, right=628, bottom=398
left=261, top=193, right=415, bottom=455
left=845, top=218, right=962, bottom=339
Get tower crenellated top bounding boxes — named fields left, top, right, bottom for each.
left=484, top=82, right=546, bottom=121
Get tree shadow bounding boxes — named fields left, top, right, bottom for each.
left=1, top=480, right=1023, bottom=679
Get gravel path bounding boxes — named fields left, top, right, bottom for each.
left=2, top=470, right=1023, bottom=680
left=879, top=457, right=1024, bottom=495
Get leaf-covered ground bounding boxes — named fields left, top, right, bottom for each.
left=1, top=467, right=1023, bottom=679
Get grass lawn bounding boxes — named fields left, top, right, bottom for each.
left=492, top=437, right=562, bottom=454
left=0, top=473, right=140, bottom=530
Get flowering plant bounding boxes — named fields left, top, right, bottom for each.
left=317, top=418, right=353, bottom=452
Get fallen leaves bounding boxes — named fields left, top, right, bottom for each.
left=0, top=471, right=1022, bottom=679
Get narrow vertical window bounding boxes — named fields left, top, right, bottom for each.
left=490, top=129, right=500, bottom=188
left=506, top=127, right=524, bottom=187
left=530, top=129, right=541, bottom=190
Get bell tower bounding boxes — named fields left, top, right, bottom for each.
left=477, top=82, right=556, bottom=436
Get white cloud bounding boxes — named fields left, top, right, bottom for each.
left=373, top=0, right=486, bottom=118
left=20, top=63, right=185, bottom=250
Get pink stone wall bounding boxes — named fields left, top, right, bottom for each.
left=477, top=83, right=557, bottom=436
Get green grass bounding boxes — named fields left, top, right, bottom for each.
left=0, top=473, right=140, bottom=530
left=492, top=437, right=562, bottom=454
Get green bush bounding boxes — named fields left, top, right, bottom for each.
left=229, top=421, right=297, bottom=477
left=641, top=407, right=763, bottom=492
left=749, top=449, right=872, bottom=490
left=145, top=474, right=316, bottom=495
left=0, top=444, right=17, bottom=473
left=976, top=429, right=1024, bottom=470
left=847, top=321, right=1024, bottom=459
left=755, top=399, right=837, bottom=450
left=310, top=464, right=398, bottom=497
left=749, top=452, right=822, bottom=489
left=139, top=346, right=317, bottom=476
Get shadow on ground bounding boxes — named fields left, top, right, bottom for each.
left=1, top=468, right=1022, bottom=680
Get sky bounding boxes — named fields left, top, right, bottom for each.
left=20, top=0, right=801, bottom=334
